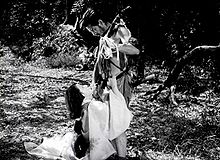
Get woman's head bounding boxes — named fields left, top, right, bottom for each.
left=65, top=84, right=85, bottom=119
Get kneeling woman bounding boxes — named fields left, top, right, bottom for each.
left=24, top=76, right=132, bottom=160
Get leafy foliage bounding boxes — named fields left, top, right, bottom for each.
left=0, top=0, right=219, bottom=69
left=32, top=25, right=83, bottom=68
left=0, top=0, right=66, bottom=60
left=0, top=1, right=220, bottom=159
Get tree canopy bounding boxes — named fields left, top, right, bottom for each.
left=0, top=0, right=219, bottom=70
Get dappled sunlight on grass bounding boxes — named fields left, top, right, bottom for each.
left=1, top=52, right=220, bottom=159
left=128, top=77, right=220, bottom=159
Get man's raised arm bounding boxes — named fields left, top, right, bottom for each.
left=118, top=43, right=139, bottom=55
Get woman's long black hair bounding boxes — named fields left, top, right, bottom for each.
left=65, top=84, right=85, bottom=119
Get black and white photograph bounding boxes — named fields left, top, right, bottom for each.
left=0, top=0, right=220, bottom=159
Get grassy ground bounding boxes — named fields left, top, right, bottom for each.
left=1, top=51, right=220, bottom=160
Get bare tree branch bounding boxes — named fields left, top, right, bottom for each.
left=149, top=44, right=220, bottom=100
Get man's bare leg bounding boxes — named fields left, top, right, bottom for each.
left=115, top=132, right=127, bottom=159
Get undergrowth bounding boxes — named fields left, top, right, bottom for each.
left=1, top=47, right=220, bottom=160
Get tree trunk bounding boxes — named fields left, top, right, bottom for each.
left=62, top=0, right=76, bottom=25
left=164, top=45, right=220, bottom=88
left=149, top=44, right=220, bottom=99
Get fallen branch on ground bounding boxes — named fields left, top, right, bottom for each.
left=0, top=69, right=90, bottom=86
left=148, top=44, right=220, bottom=102
left=132, top=74, right=162, bottom=87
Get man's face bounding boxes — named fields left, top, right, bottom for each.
left=86, top=20, right=110, bottom=36
left=87, top=25, right=103, bottom=36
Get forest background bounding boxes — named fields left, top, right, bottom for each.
left=0, top=0, right=220, bottom=160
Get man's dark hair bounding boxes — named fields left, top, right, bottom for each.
left=82, top=8, right=113, bottom=27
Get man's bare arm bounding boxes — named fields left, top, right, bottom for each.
left=118, top=43, right=140, bottom=55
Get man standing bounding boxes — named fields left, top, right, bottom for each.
left=82, top=8, right=139, bottom=160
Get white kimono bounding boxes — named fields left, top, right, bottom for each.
left=24, top=33, right=133, bottom=160
left=84, top=77, right=132, bottom=160
left=24, top=77, right=132, bottom=160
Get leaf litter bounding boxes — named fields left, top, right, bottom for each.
left=1, top=52, right=220, bottom=159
